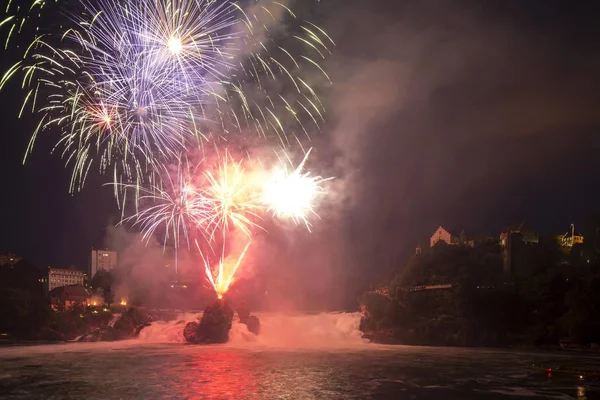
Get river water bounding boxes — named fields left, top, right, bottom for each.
left=1, top=312, right=598, bottom=399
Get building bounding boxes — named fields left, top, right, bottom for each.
left=561, top=224, right=584, bottom=248
left=0, top=253, right=22, bottom=266
left=430, top=226, right=474, bottom=247
left=49, top=284, right=89, bottom=311
left=500, top=221, right=539, bottom=247
left=48, top=267, right=87, bottom=292
left=89, top=249, right=117, bottom=278
left=500, top=222, right=539, bottom=275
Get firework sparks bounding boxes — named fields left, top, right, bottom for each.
left=3, top=0, right=337, bottom=297
left=2, top=0, right=335, bottom=193
left=119, top=152, right=264, bottom=248
left=167, top=37, right=183, bottom=55
left=119, top=161, right=210, bottom=249
left=261, top=148, right=332, bottom=231
left=201, top=152, right=262, bottom=240
left=197, top=240, right=251, bottom=299
left=121, top=148, right=332, bottom=250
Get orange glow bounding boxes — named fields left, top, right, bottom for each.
left=199, top=241, right=251, bottom=299
left=120, top=299, right=127, bottom=306
left=87, top=295, right=103, bottom=307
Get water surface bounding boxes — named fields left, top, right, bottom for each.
left=1, top=312, right=598, bottom=399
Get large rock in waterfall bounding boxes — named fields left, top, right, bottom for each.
left=237, top=305, right=260, bottom=335
left=183, top=321, right=200, bottom=343
left=244, top=315, right=261, bottom=335
left=113, top=308, right=153, bottom=340
left=184, top=301, right=234, bottom=344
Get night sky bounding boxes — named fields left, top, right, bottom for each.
left=1, top=0, right=600, bottom=289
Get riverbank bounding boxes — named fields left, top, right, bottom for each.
left=363, top=330, right=600, bottom=355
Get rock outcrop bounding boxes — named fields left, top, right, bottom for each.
left=237, top=304, right=260, bottom=335
left=71, top=308, right=153, bottom=342
left=113, top=308, right=153, bottom=340
left=184, top=301, right=234, bottom=344
left=183, top=321, right=200, bottom=343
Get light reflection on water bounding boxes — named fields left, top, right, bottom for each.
left=1, top=343, right=599, bottom=399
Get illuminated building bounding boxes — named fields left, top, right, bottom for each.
left=89, top=249, right=117, bottom=278
left=430, top=226, right=474, bottom=247
left=0, top=253, right=22, bottom=265
left=48, top=267, right=87, bottom=291
left=561, top=224, right=584, bottom=248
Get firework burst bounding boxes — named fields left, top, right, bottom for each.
left=2, top=0, right=335, bottom=193
left=119, top=160, right=210, bottom=249
left=199, top=151, right=263, bottom=240
left=261, top=148, right=332, bottom=231
left=2, top=0, right=337, bottom=300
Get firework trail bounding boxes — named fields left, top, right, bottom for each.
left=197, top=239, right=251, bottom=299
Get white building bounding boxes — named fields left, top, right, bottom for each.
left=89, top=249, right=117, bottom=278
left=48, top=267, right=87, bottom=291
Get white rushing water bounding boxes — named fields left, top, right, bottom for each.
left=137, top=311, right=368, bottom=348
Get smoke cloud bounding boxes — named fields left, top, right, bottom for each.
left=279, top=0, right=600, bottom=304
left=102, top=0, right=600, bottom=311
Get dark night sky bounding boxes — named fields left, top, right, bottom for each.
left=1, top=0, right=600, bottom=286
